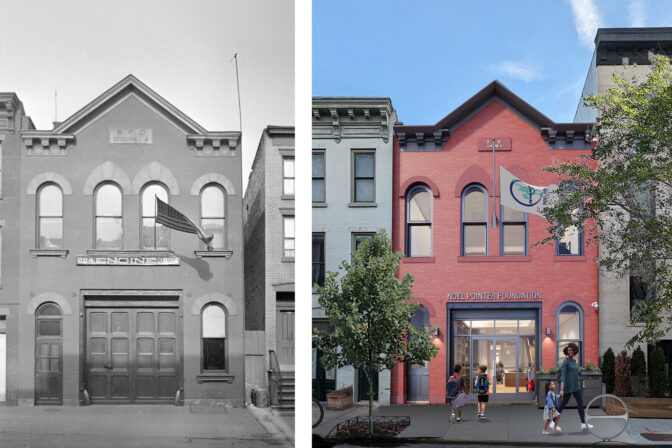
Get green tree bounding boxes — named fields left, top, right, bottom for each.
left=631, top=346, right=647, bottom=376
left=313, top=230, right=439, bottom=435
left=602, top=347, right=616, bottom=394
left=540, top=55, right=672, bottom=346
left=649, top=346, right=668, bottom=397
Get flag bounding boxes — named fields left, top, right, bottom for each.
left=500, top=165, right=558, bottom=218
left=155, top=197, right=214, bottom=249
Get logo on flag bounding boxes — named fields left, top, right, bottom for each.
left=500, top=166, right=557, bottom=218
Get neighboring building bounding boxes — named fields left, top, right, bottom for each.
left=392, top=81, right=597, bottom=404
left=575, top=27, right=672, bottom=371
left=1, top=75, right=245, bottom=406
left=312, top=98, right=397, bottom=403
left=243, top=126, right=295, bottom=409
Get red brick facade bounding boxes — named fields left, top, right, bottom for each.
left=391, top=89, right=598, bottom=404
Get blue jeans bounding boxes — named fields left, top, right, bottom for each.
left=554, top=389, right=585, bottom=423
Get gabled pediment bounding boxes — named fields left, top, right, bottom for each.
left=52, top=74, right=207, bottom=135
left=395, top=80, right=593, bottom=151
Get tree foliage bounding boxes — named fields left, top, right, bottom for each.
left=540, top=55, right=672, bottom=346
left=313, top=230, right=439, bottom=433
left=602, top=347, right=616, bottom=394
left=648, top=346, right=668, bottom=397
left=631, top=346, right=647, bottom=376
left=614, top=350, right=632, bottom=397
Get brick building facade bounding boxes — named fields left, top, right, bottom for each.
left=0, top=75, right=245, bottom=406
left=391, top=81, right=598, bottom=404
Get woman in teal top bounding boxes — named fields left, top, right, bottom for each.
left=551, top=342, right=593, bottom=431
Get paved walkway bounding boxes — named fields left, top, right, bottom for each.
left=0, top=404, right=293, bottom=448
left=314, top=401, right=672, bottom=445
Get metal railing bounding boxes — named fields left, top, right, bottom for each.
left=268, top=350, right=282, bottom=406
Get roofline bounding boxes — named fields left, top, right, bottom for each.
left=595, top=27, right=672, bottom=44
left=52, top=74, right=208, bottom=134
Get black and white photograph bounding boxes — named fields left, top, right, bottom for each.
left=0, top=1, right=294, bottom=446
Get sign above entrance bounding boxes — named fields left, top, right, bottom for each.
left=77, top=255, right=179, bottom=266
left=447, top=291, right=542, bottom=301
left=110, top=129, right=153, bottom=144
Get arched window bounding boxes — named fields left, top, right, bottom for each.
left=556, top=303, right=584, bottom=365
left=200, top=184, right=226, bottom=250
left=461, top=184, right=488, bottom=256
left=94, top=183, right=123, bottom=249
left=201, top=304, right=227, bottom=371
left=37, top=183, right=63, bottom=249
left=141, top=183, right=169, bottom=249
left=406, top=185, right=432, bottom=257
left=556, top=208, right=583, bottom=256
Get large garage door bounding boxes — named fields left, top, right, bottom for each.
left=86, top=307, right=179, bottom=404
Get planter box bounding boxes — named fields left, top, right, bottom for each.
left=606, top=396, right=672, bottom=418
left=327, top=387, right=353, bottom=410
left=536, top=371, right=602, bottom=409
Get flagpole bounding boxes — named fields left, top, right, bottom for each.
left=233, top=52, right=242, bottom=132
left=492, top=138, right=497, bottom=228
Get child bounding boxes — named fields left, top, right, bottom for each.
left=543, top=381, right=560, bottom=434
left=449, top=365, right=468, bottom=423
left=474, top=364, right=491, bottom=420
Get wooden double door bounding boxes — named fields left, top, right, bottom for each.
left=85, top=306, right=180, bottom=404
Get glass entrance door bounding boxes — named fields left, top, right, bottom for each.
left=453, top=314, right=536, bottom=400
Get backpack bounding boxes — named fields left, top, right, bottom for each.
left=476, top=374, right=489, bottom=394
left=446, top=375, right=460, bottom=400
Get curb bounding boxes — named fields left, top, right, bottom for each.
left=247, top=405, right=294, bottom=446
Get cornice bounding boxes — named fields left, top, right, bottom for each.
left=312, top=102, right=393, bottom=143
left=187, top=132, right=240, bottom=157
left=21, top=131, right=76, bottom=156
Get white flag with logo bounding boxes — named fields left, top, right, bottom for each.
left=500, top=165, right=557, bottom=218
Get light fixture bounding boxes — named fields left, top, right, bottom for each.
left=433, top=327, right=440, bottom=337
left=546, top=327, right=551, bottom=335
left=591, top=301, right=599, bottom=309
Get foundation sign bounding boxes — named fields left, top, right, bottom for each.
left=447, top=291, right=542, bottom=301
left=110, top=129, right=153, bottom=144
left=77, top=255, right=179, bottom=266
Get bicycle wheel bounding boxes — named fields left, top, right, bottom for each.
left=312, top=398, right=324, bottom=428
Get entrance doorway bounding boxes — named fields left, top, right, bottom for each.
left=35, top=303, right=63, bottom=405
left=84, top=295, right=181, bottom=404
left=408, top=306, right=430, bottom=402
left=357, top=368, right=378, bottom=401
left=276, top=293, right=295, bottom=370
left=452, top=310, right=536, bottom=400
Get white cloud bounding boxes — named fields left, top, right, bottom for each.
left=485, top=60, right=545, bottom=83
left=629, top=0, right=646, bottom=27
left=568, top=0, right=602, bottom=49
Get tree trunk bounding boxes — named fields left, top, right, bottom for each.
left=368, top=366, right=374, bottom=435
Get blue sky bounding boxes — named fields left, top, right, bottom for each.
left=313, top=0, right=672, bottom=124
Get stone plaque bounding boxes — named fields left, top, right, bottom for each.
left=77, top=255, right=179, bottom=266
left=110, top=129, right=153, bottom=144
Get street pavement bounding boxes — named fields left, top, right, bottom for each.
left=314, top=401, right=672, bottom=446
left=0, top=404, right=294, bottom=448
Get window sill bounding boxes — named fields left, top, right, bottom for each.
left=281, top=194, right=295, bottom=200
left=313, top=202, right=328, bottom=208
left=30, top=249, right=69, bottom=258
left=554, top=255, right=586, bottom=262
left=457, top=256, right=532, bottom=262
left=281, top=257, right=295, bottom=263
left=403, top=257, right=435, bottom=263
left=196, top=373, right=235, bottom=383
left=194, top=250, right=233, bottom=259
left=348, top=202, right=377, bottom=208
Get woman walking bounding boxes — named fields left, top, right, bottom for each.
left=551, top=343, right=594, bottom=431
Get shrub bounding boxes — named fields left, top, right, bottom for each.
left=601, top=348, right=616, bottom=394
left=649, top=347, right=668, bottom=397
left=631, top=346, right=646, bottom=376
left=614, top=350, right=632, bottom=397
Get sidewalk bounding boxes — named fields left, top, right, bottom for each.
left=0, top=404, right=293, bottom=448
left=314, top=401, right=672, bottom=445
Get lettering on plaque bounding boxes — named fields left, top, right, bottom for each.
left=76, top=255, right=179, bottom=266
left=110, top=129, right=153, bottom=144
left=446, top=291, right=542, bottom=301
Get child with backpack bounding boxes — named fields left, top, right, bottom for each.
left=447, top=365, right=468, bottom=423
left=474, top=364, right=491, bottom=420
left=543, top=381, right=560, bottom=434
